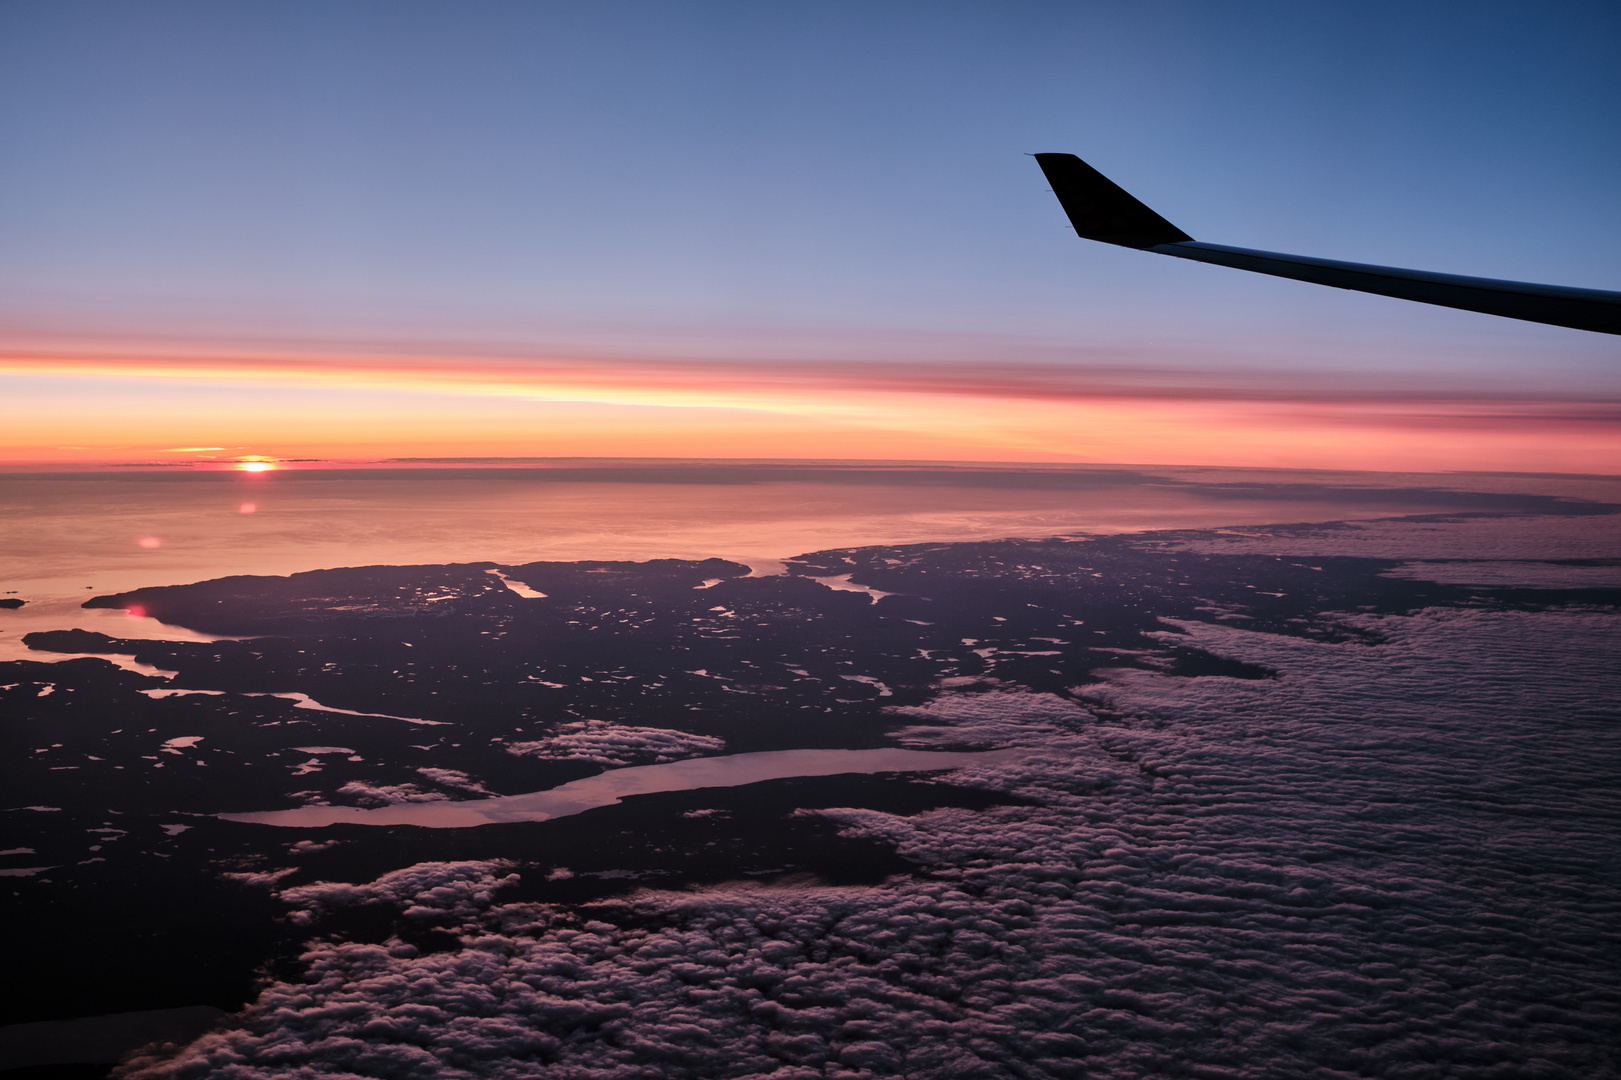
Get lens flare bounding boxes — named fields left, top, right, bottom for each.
left=137, top=536, right=162, bottom=549
left=239, top=502, right=258, bottom=514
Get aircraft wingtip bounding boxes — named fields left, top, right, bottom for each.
left=1033, top=152, right=1192, bottom=248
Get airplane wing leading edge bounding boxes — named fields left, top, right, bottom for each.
left=1033, top=152, right=1621, bottom=336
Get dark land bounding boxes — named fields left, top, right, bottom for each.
left=3, top=516, right=1620, bottom=1076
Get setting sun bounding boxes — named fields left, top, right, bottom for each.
left=234, top=459, right=277, bottom=473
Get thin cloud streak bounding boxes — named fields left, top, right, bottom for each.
left=7, top=334, right=1621, bottom=409
left=4, top=330, right=1619, bottom=472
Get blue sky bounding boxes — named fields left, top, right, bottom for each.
left=1, top=0, right=1618, bottom=467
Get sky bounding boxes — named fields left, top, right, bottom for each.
left=2, top=0, right=1618, bottom=471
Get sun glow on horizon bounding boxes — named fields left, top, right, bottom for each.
left=1, top=335, right=1617, bottom=475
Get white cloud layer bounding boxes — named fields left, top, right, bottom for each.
left=507, top=721, right=725, bottom=766
left=118, top=607, right=1621, bottom=1079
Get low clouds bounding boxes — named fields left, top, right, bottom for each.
left=415, top=768, right=493, bottom=795
left=333, top=781, right=448, bottom=807
left=328, top=769, right=493, bottom=807
left=118, top=606, right=1621, bottom=1079
left=507, top=721, right=725, bottom=766
left=280, top=860, right=520, bottom=925
left=885, top=685, right=1090, bottom=750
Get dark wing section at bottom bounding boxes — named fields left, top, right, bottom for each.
left=1033, top=152, right=1621, bottom=336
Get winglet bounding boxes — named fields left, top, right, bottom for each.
left=1034, top=153, right=1192, bottom=248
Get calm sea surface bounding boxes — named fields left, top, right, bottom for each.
left=3, top=462, right=1617, bottom=662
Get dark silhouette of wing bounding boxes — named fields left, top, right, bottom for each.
left=1033, top=152, right=1621, bottom=335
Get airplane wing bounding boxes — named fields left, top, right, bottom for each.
left=1033, top=152, right=1621, bottom=335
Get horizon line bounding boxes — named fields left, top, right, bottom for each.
left=2, top=456, right=1618, bottom=482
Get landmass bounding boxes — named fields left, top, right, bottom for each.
left=4, top=517, right=1620, bottom=1078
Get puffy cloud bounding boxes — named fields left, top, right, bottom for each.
left=279, top=861, right=520, bottom=924
left=885, top=685, right=1091, bottom=750
left=334, top=781, right=450, bottom=807
left=119, top=607, right=1621, bottom=1079
left=506, top=721, right=725, bottom=766
left=415, top=768, right=492, bottom=795
left=326, top=769, right=494, bottom=808
left=218, top=867, right=298, bottom=889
